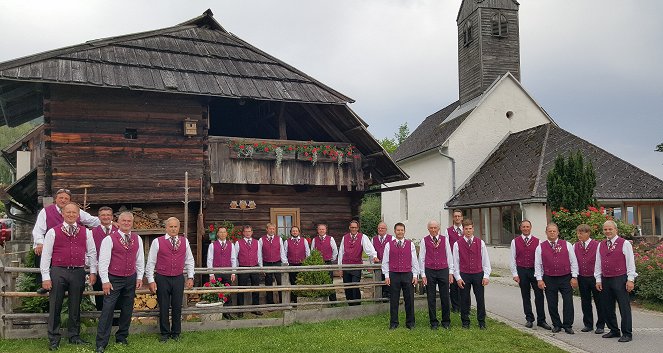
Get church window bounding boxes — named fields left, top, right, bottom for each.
left=491, top=13, right=508, bottom=37
left=463, top=21, right=473, bottom=46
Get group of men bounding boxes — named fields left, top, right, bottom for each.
left=34, top=189, right=194, bottom=352
left=510, top=220, right=636, bottom=342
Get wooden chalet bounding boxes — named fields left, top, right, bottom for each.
left=0, top=10, right=407, bottom=264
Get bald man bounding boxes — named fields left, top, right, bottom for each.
left=419, top=220, right=454, bottom=329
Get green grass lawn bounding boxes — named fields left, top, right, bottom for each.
left=0, top=310, right=566, bottom=353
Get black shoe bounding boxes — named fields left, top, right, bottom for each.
left=581, top=326, right=592, bottom=332
left=552, top=326, right=561, bottom=333
left=36, top=288, right=49, bottom=295
left=479, top=324, right=486, bottom=330
left=222, top=313, right=234, bottom=320
left=406, top=324, right=415, bottom=330
left=441, top=324, right=450, bottom=330
left=525, top=321, right=533, bottom=328
left=68, top=337, right=89, bottom=345
left=116, top=339, right=128, bottom=345
left=95, top=347, right=105, bottom=353
left=462, top=324, right=470, bottom=329
left=251, top=311, right=263, bottom=316
left=564, top=328, right=574, bottom=334
left=48, top=342, right=59, bottom=351
left=618, top=335, right=632, bottom=343
left=389, top=324, right=398, bottom=330
left=537, top=322, right=552, bottom=330
left=602, top=331, right=621, bottom=338
left=595, top=328, right=605, bottom=334
left=159, top=335, right=169, bottom=343
left=430, top=324, right=439, bottom=330
left=170, top=335, right=180, bottom=341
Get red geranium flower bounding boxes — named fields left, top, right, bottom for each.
left=253, top=143, right=259, bottom=147
left=239, top=145, right=245, bottom=149
left=264, top=147, right=269, bottom=152
left=204, top=282, right=211, bottom=287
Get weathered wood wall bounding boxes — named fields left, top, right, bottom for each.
left=479, top=7, right=520, bottom=88
left=42, top=85, right=205, bottom=203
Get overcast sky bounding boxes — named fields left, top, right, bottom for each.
left=1, top=0, right=661, bottom=179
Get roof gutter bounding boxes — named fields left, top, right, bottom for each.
left=438, top=147, right=456, bottom=194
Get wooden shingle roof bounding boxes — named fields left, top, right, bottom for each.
left=0, top=9, right=352, bottom=108
left=447, top=124, right=663, bottom=207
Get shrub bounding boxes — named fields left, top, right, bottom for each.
left=17, top=250, right=49, bottom=313
left=633, top=240, right=663, bottom=304
left=551, top=206, right=635, bottom=241
left=546, top=151, right=596, bottom=213
left=294, top=250, right=334, bottom=298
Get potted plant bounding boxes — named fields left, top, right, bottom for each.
left=196, top=278, right=230, bottom=307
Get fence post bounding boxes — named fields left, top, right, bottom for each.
left=281, top=272, right=290, bottom=305
left=373, top=268, right=383, bottom=301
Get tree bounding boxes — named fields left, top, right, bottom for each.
left=656, top=143, right=663, bottom=152
left=395, top=122, right=410, bottom=145
left=0, top=120, right=40, bottom=184
left=378, top=122, right=410, bottom=155
left=546, top=151, right=597, bottom=212
left=378, top=137, right=398, bottom=154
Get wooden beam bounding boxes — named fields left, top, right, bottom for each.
left=299, top=104, right=349, bottom=142
left=343, top=125, right=364, bottom=134
left=0, top=84, right=36, bottom=102
left=278, top=102, right=287, bottom=140
left=364, top=182, right=425, bottom=194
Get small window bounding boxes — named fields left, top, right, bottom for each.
left=270, top=208, right=300, bottom=237
left=463, top=21, right=473, bottom=47
left=491, top=13, right=508, bottom=37
left=124, top=128, right=138, bottom=139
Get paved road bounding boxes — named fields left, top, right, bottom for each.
left=485, top=268, right=663, bottom=353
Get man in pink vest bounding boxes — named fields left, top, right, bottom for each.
left=510, top=220, right=551, bottom=330
left=232, top=225, right=263, bottom=316
left=595, top=220, right=637, bottom=342
left=452, top=219, right=491, bottom=329
left=39, top=202, right=98, bottom=350
left=338, top=220, right=378, bottom=306
left=445, top=209, right=464, bottom=312
left=206, top=226, right=236, bottom=319
left=373, top=222, right=393, bottom=299
left=145, top=217, right=194, bottom=342
left=33, top=188, right=100, bottom=294
left=260, top=223, right=287, bottom=305
left=91, top=206, right=117, bottom=311
left=283, top=225, right=310, bottom=303
left=95, top=212, right=145, bottom=353
left=382, top=222, right=419, bottom=330
left=419, top=220, right=454, bottom=330
left=535, top=223, right=578, bottom=334
left=574, top=223, right=605, bottom=334
left=310, top=223, right=338, bottom=302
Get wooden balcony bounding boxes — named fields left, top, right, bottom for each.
left=208, top=136, right=365, bottom=190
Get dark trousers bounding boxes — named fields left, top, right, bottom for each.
left=96, top=274, right=137, bottom=349
left=578, top=275, right=605, bottom=329
left=47, top=267, right=85, bottom=344
left=517, top=266, right=546, bottom=323
left=34, top=253, right=43, bottom=287
left=601, top=275, right=632, bottom=337
left=263, top=261, right=283, bottom=304
left=237, top=269, right=260, bottom=306
left=324, top=260, right=337, bottom=302
left=154, top=273, right=184, bottom=338
left=543, top=274, right=574, bottom=329
left=288, top=264, right=301, bottom=303
left=342, top=269, right=362, bottom=306
left=459, top=272, right=486, bottom=326
left=425, top=268, right=451, bottom=326
left=380, top=272, right=390, bottom=299
left=92, top=279, right=104, bottom=311
left=389, top=272, right=415, bottom=327
left=450, top=280, right=460, bottom=311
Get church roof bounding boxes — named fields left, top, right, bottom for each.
left=446, top=123, right=663, bottom=207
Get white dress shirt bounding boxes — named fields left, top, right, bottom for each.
left=594, top=235, right=638, bottom=282
left=310, top=235, right=338, bottom=262
left=534, top=239, right=579, bottom=280
left=282, top=236, right=311, bottom=265
left=231, top=237, right=263, bottom=268
left=509, top=234, right=536, bottom=277
left=381, top=240, right=420, bottom=278
left=206, top=240, right=237, bottom=276
left=418, top=234, right=455, bottom=277
left=32, top=206, right=100, bottom=248
left=97, top=230, right=145, bottom=284
left=452, top=236, right=492, bottom=281
left=444, top=225, right=463, bottom=237
left=337, top=233, right=378, bottom=265
left=258, top=235, right=288, bottom=263
left=145, top=234, right=195, bottom=283
left=39, top=224, right=98, bottom=281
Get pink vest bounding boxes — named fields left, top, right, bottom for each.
left=446, top=226, right=462, bottom=248
left=108, top=231, right=139, bottom=277
left=45, top=204, right=82, bottom=230
left=342, top=233, right=364, bottom=264
left=261, top=235, right=282, bottom=263
left=237, top=238, right=259, bottom=266
left=372, top=234, right=393, bottom=261
left=314, top=235, right=333, bottom=261
left=457, top=237, right=483, bottom=274
left=599, top=237, right=627, bottom=277
left=155, top=236, right=186, bottom=276
left=92, top=225, right=116, bottom=260
left=514, top=235, right=539, bottom=268
left=541, top=239, right=571, bottom=276
left=388, top=239, right=412, bottom=273
left=51, top=225, right=87, bottom=267
left=423, top=235, right=449, bottom=270
left=574, top=239, right=598, bottom=277
left=212, top=240, right=233, bottom=267
left=287, top=238, right=306, bottom=265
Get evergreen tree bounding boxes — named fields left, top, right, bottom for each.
left=546, top=151, right=597, bottom=212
